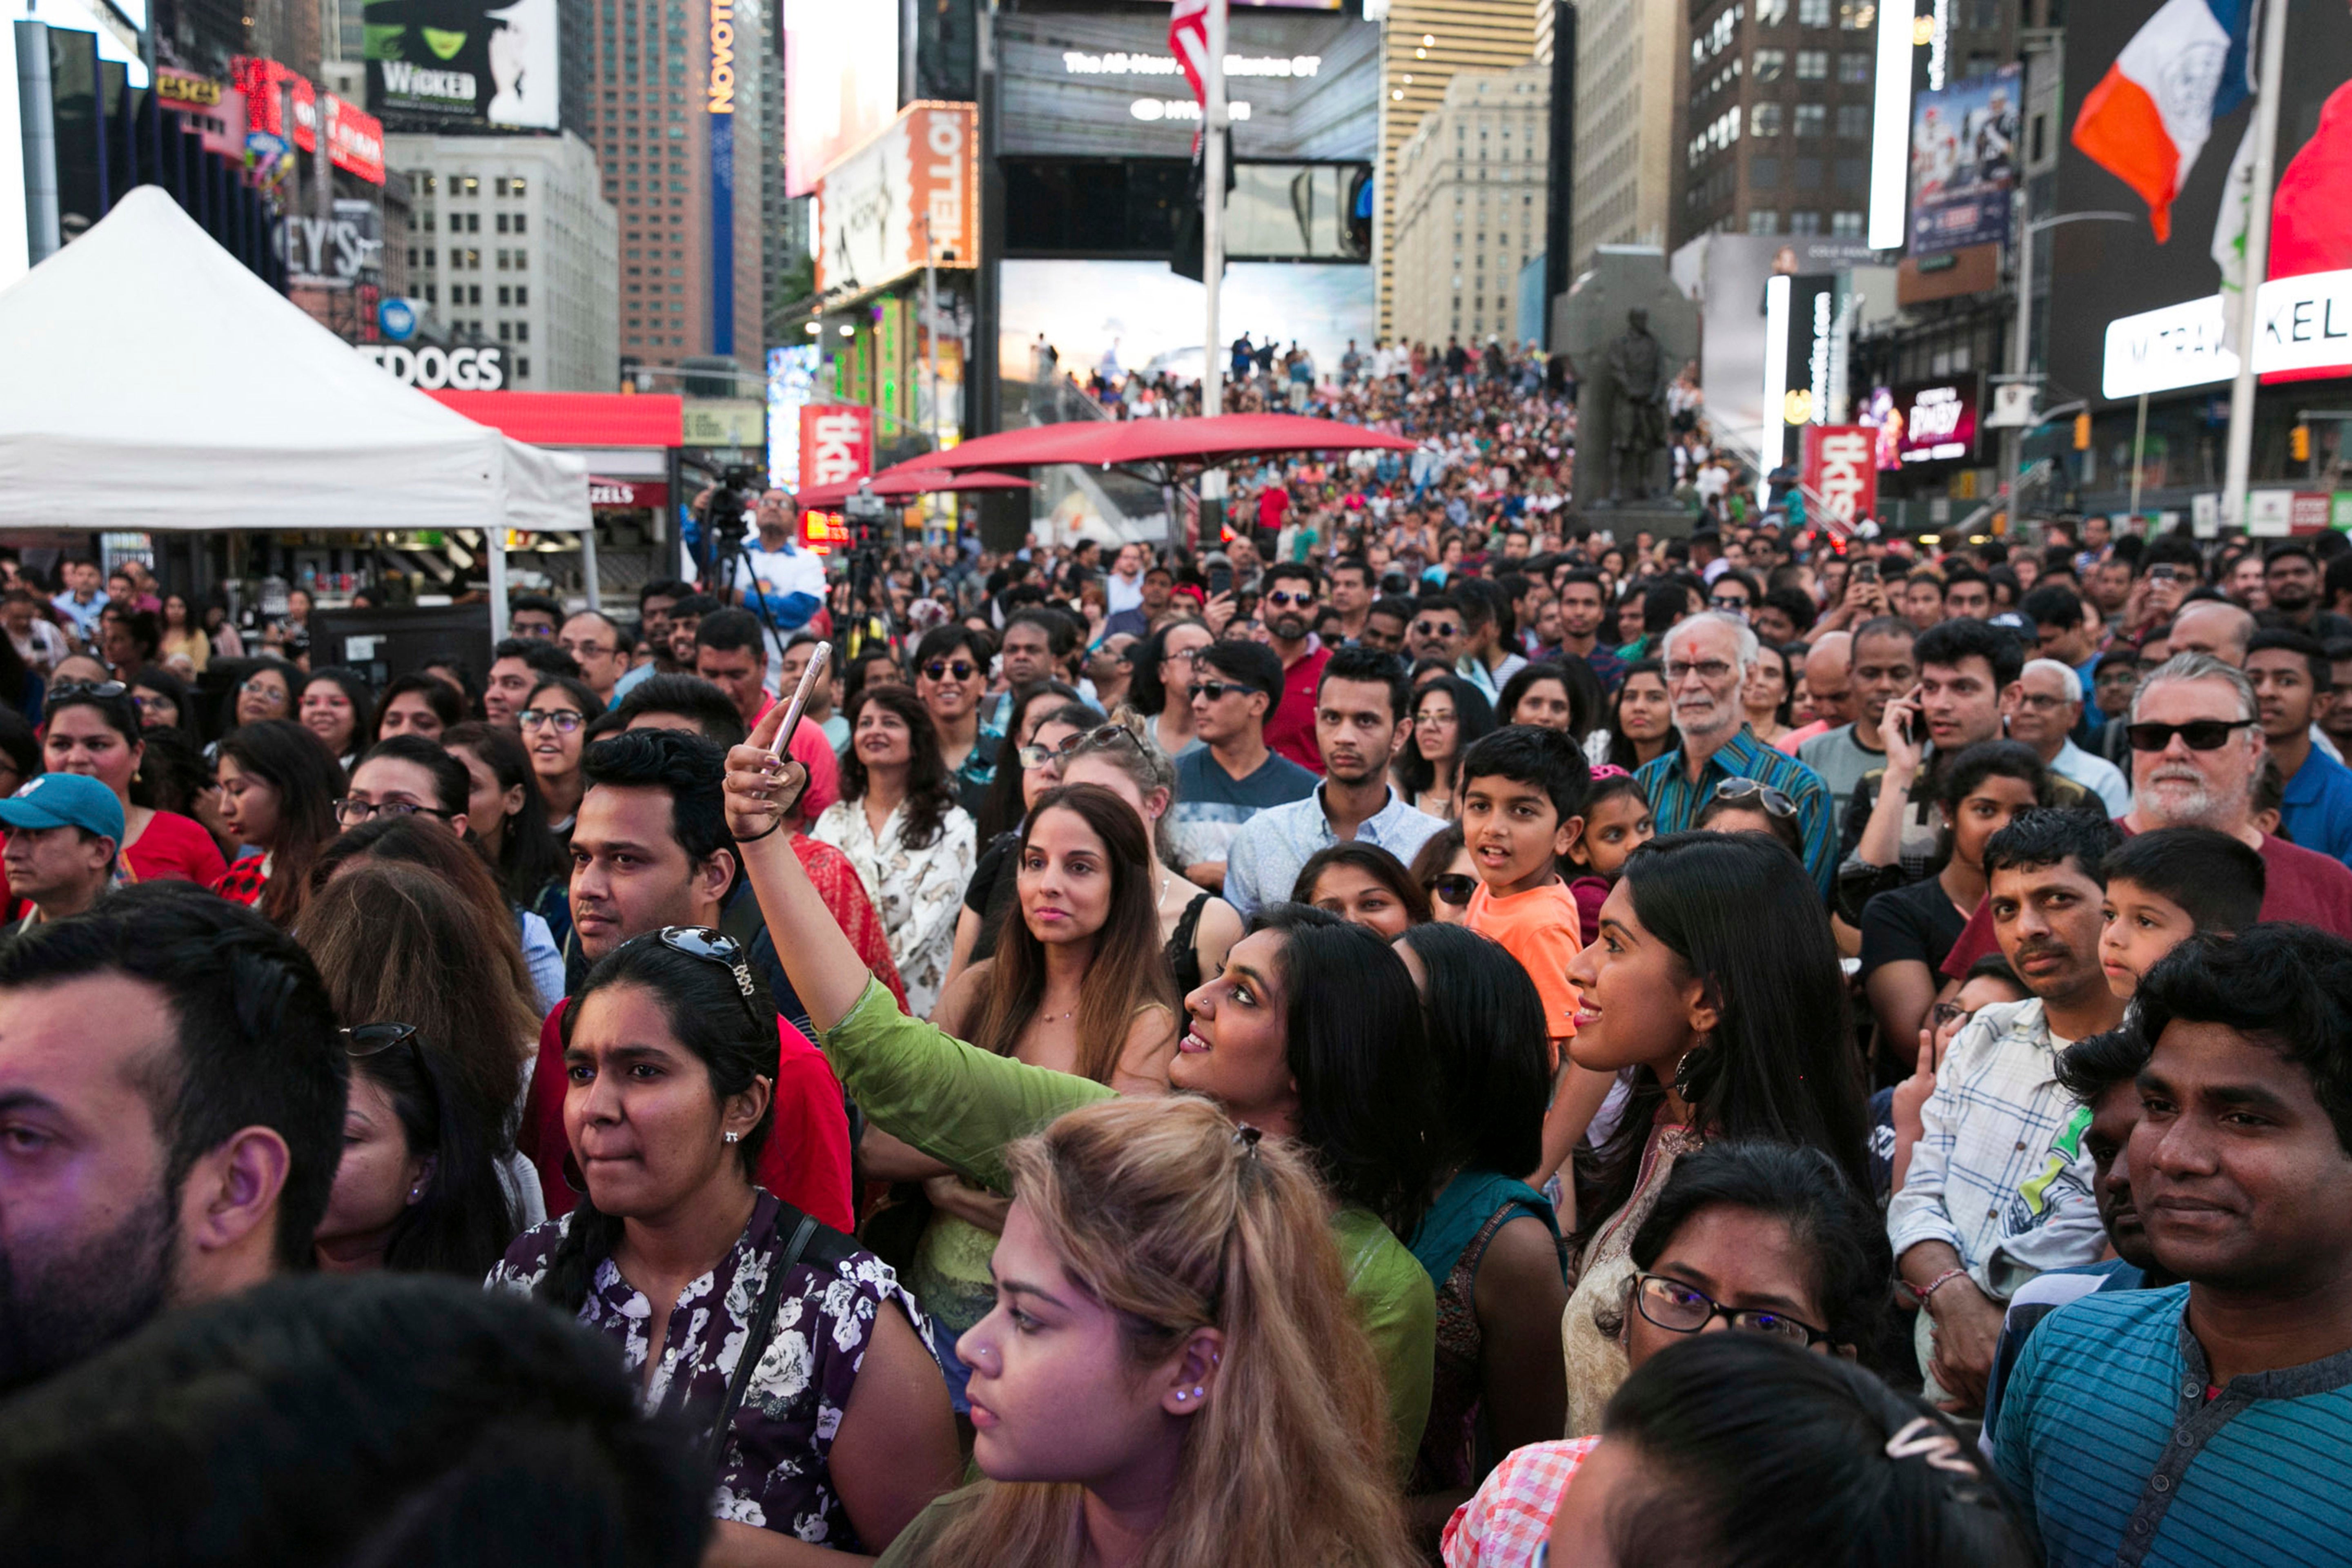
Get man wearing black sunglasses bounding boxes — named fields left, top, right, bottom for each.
left=1260, top=563, right=1331, bottom=775
left=1169, top=639, right=1317, bottom=894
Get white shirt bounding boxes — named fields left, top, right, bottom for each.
left=2050, top=737, right=2132, bottom=817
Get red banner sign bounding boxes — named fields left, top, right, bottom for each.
left=231, top=57, right=387, bottom=185
left=588, top=477, right=670, bottom=510
left=1802, top=425, right=1878, bottom=537
left=799, top=405, right=873, bottom=492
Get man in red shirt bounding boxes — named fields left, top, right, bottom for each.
left=1259, top=561, right=1330, bottom=774
left=517, top=727, right=854, bottom=1231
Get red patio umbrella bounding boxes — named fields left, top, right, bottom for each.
left=875, top=412, right=1414, bottom=481
left=797, top=467, right=1034, bottom=511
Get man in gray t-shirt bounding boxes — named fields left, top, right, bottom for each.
left=1798, top=617, right=1914, bottom=802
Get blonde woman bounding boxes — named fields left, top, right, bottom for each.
left=879, top=1096, right=1421, bottom=1568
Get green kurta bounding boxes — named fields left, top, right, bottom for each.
left=822, top=978, right=1435, bottom=1475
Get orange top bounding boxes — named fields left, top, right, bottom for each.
left=1466, top=879, right=1583, bottom=1038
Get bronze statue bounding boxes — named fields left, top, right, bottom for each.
left=1606, top=308, right=1668, bottom=502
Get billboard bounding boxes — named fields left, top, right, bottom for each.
left=800, top=404, right=875, bottom=542
left=2047, top=0, right=2352, bottom=408
left=234, top=58, right=387, bottom=183
left=1890, top=377, right=1980, bottom=465
left=362, top=0, right=561, bottom=131
left=1672, top=233, right=1885, bottom=462
left=708, top=0, right=737, bottom=353
left=768, top=345, right=821, bottom=488
left=1907, top=65, right=2018, bottom=258
left=998, top=10, right=1378, bottom=161
left=814, top=102, right=978, bottom=298
left=1802, top=425, right=1878, bottom=531
left=783, top=0, right=900, bottom=196
left=999, top=258, right=1372, bottom=382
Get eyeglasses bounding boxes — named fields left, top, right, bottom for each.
left=341, top=1022, right=442, bottom=1124
left=335, top=797, right=458, bottom=825
left=1630, top=1272, right=1830, bottom=1347
left=2123, top=718, right=2254, bottom=753
left=1711, top=777, right=1795, bottom=818
left=53, top=679, right=128, bottom=700
left=518, top=708, right=587, bottom=734
left=1428, top=872, right=1478, bottom=906
left=1930, top=1000, right=1973, bottom=1031
left=237, top=679, right=288, bottom=706
left=1020, top=721, right=1143, bottom=770
left=1665, top=659, right=1736, bottom=684
left=2016, top=692, right=2072, bottom=712
left=922, top=658, right=978, bottom=682
left=1265, top=589, right=1315, bottom=608
left=1706, top=596, right=1750, bottom=611
left=559, top=639, right=615, bottom=659
left=1411, top=619, right=1462, bottom=639
left=657, top=925, right=764, bottom=1037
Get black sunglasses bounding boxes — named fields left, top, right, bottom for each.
left=922, top=659, right=977, bottom=682
left=657, top=925, right=764, bottom=1036
left=1188, top=680, right=1261, bottom=703
left=52, top=679, right=128, bottom=700
left=1428, top=872, right=1477, bottom=906
left=2124, top=718, right=2254, bottom=753
left=1711, top=777, right=1796, bottom=818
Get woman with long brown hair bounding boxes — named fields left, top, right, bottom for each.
left=878, top=1096, right=1419, bottom=1568
left=893, top=784, right=1180, bottom=1410
left=211, top=717, right=345, bottom=925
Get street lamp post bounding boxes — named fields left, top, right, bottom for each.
left=1998, top=206, right=2136, bottom=529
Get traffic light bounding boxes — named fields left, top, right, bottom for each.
left=2073, top=412, right=2092, bottom=451
left=2292, top=424, right=2312, bottom=463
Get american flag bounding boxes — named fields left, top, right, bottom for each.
left=1169, top=0, right=1209, bottom=112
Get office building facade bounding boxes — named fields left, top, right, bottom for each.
left=1390, top=62, right=1549, bottom=348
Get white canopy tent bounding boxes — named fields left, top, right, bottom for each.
left=0, top=186, right=587, bottom=636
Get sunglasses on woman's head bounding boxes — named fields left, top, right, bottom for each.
left=1711, top=777, right=1796, bottom=818
left=656, top=925, right=765, bottom=1035
left=53, top=679, right=127, bottom=700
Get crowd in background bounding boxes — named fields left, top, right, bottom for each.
left=2, top=487, right=2352, bottom=1568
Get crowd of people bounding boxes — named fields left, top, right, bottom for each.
left=2, top=490, right=2352, bottom=1568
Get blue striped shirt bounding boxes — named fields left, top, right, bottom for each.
left=1634, top=727, right=1837, bottom=896
left=1995, top=1285, right=2352, bottom=1568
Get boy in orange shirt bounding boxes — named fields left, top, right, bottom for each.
left=1460, top=726, right=1613, bottom=1192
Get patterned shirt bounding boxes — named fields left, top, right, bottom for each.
left=1886, top=997, right=2105, bottom=1296
left=1635, top=726, right=1836, bottom=896
left=1440, top=1436, right=1599, bottom=1567
left=812, top=797, right=976, bottom=1020
left=1221, top=785, right=1450, bottom=919
left=1168, top=745, right=1319, bottom=873
left=1996, top=1285, right=2352, bottom=1568
left=489, top=1190, right=927, bottom=1550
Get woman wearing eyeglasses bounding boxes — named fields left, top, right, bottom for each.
left=969, top=682, right=1088, bottom=845
left=218, top=658, right=298, bottom=739
left=1441, top=1143, right=1903, bottom=1567
left=722, top=704, right=1441, bottom=1481
left=519, top=675, right=605, bottom=839
left=1558, top=832, right=1871, bottom=1437
left=41, top=684, right=226, bottom=886
left=815, top=683, right=977, bottom=1020
left=212, top=718, right=346, bottom=924
left=491, top=932, right=962, bottom=1560
left=1397, top=675, right=1496, bottom=820
left=306, top=860, right=533, bottom=1276
left=298, top=668, right=376, bottom=772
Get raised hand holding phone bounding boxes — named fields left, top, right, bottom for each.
left=771, top=640, right=831, bottom=757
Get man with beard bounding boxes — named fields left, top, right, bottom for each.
left=1889, top=808, right=2125, bottom=1412
left=0, top=886, right=345, bottom=1393
left=1258, top=562, right=1332, bottom=773
left=2261, top=542, right=2352, bottom=642
left=1221, top=647, right=1445, bottom=919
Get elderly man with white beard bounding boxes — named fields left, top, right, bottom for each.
left=2118, top=653, right=2352, bottom=934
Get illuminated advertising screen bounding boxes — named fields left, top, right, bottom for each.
left=1907, top=64, right=2018, bottom=258
left=1891, top=377, right=1980, bottom=465
left=813, top=102, right=978, bottom=296
left=999, top=258, right=1372, bottom=383
left=783, top=0, right=900, bottom=196
left=362, top=0, right=561, bottom=130
left=998, top=10, right=1378, bottom=161
left=768, top=345, right=820, bottom=488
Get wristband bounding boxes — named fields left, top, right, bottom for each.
left=1906, top=1267, right=1969, bottom=1305
left=735, top=817, right=785, bottom=844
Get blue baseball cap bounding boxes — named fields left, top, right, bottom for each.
left=0, top=773, right=126, bottom=842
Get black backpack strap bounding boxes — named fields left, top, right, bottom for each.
left=702, top=1203, right=824, bottom=1469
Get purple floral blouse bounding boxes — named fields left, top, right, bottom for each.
left=489, top=1189, right=929, bottom=1547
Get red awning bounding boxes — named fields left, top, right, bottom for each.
left=883, top=413, right=1416, bottom=477
left=425, top=390, right=685, bottom=448
left=798, top=468, right=1034, bottom=511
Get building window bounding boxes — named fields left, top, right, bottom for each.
left=496, top=212, right=510, bottom=233
left=423, top=282, right=437, bottom=303
left=1838, top=50, right=1871, bottom=82
left=1753, top=48, right=1786, bottom=80
left=1795, top=49, right=1828, bottom=78
left=1832, top=210, right=1864, bottom=235
left=1836, top=104, right=1871, bottom=138
left=1793, top=156, right=1823, bottom=188
left=1750, top=155, right=1782, bottom=187
left=1794, top=104, right=1826, bottom=137
left=516, top=322, right=530, bottom=343
left=497, top=249, right=511, bottom=270
left=511, top=177, right=528, bottom=197
left=1747, top=208, right=1781, bottom=234
left=1751, top=102, right=1784, bottom=136
left=513, top=213, right=527, bottom=234
left=514, top=248, right=528, bottom=270
left=459, top=175, right=480, bottom=194
left=498, top=320, right=513, bottom=341
left=1835, top=155, right=1868, bottom=189
left=517, top=356, right=530, bottom=379
left=1798, top=0, right=1829, bottom=24
left=516, top=286, right=529, bottom=305
left=1838, top=0, right=1871, bottom=26
left=497, top=285, right=511, bottom=304
left=1790, top=211, right=1823, bottom=234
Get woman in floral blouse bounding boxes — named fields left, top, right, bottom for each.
left=813, top=683, right=976, bottom=1018
left=488, top=931, right=960, bottom=1558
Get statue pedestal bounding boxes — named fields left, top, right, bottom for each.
left=1579, top=502, right=1703, bottom=543
left=1556, top=249, right=1702, bottom=507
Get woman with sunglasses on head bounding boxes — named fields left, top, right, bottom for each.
left=305, top=859, right=533, bottom=1275
left=1056, top=715, right=1244, bottom=995
left=298, top=667, right=375, bottom=771
left=1130, top=619, right=1214, bottom=760
left=902, top=783, right=1182, bottom=1411
left=1586, top=658, right=1673, bottom=772
left=42, top=683, right=226, bottom=885
left=490, top=932, right=962, bottom=1562
left=519, top=675, right=605, bottom=840
left=212, top=717, right=346, bottom=924
left=723, top=701, right=1441, bottom=1479
left=947, top=693, right=1098, bottom=988
left=1410, top=822, right=1478, bottom=926
left=443, top=720, right=571, bottom=945
left=1855, top=741, right=2051, bottom=1082
left=1694, top=776, right=1808, bottom=861
left=1558, top=831, right=1871, bottom=1436
left=875, top=1097, right=1421, bottom=1568
left=816, top=683, right=978, bottom=1020
left=1294, top=840, right=1430, bottom=938
left=1397, top=675, right=1496, bottom=820
left=1392, top=922, right=1569, bottom=1547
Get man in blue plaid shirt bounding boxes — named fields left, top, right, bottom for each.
left=1634, top=612, right=1837, bottom=895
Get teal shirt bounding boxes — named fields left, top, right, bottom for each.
left=821, top=979, right=1436, bottom=1475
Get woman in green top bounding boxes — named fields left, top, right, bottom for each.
left=1394, top=922, right=1571, bottom=1545
left=723, top=703, right=1441, bottom=1477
